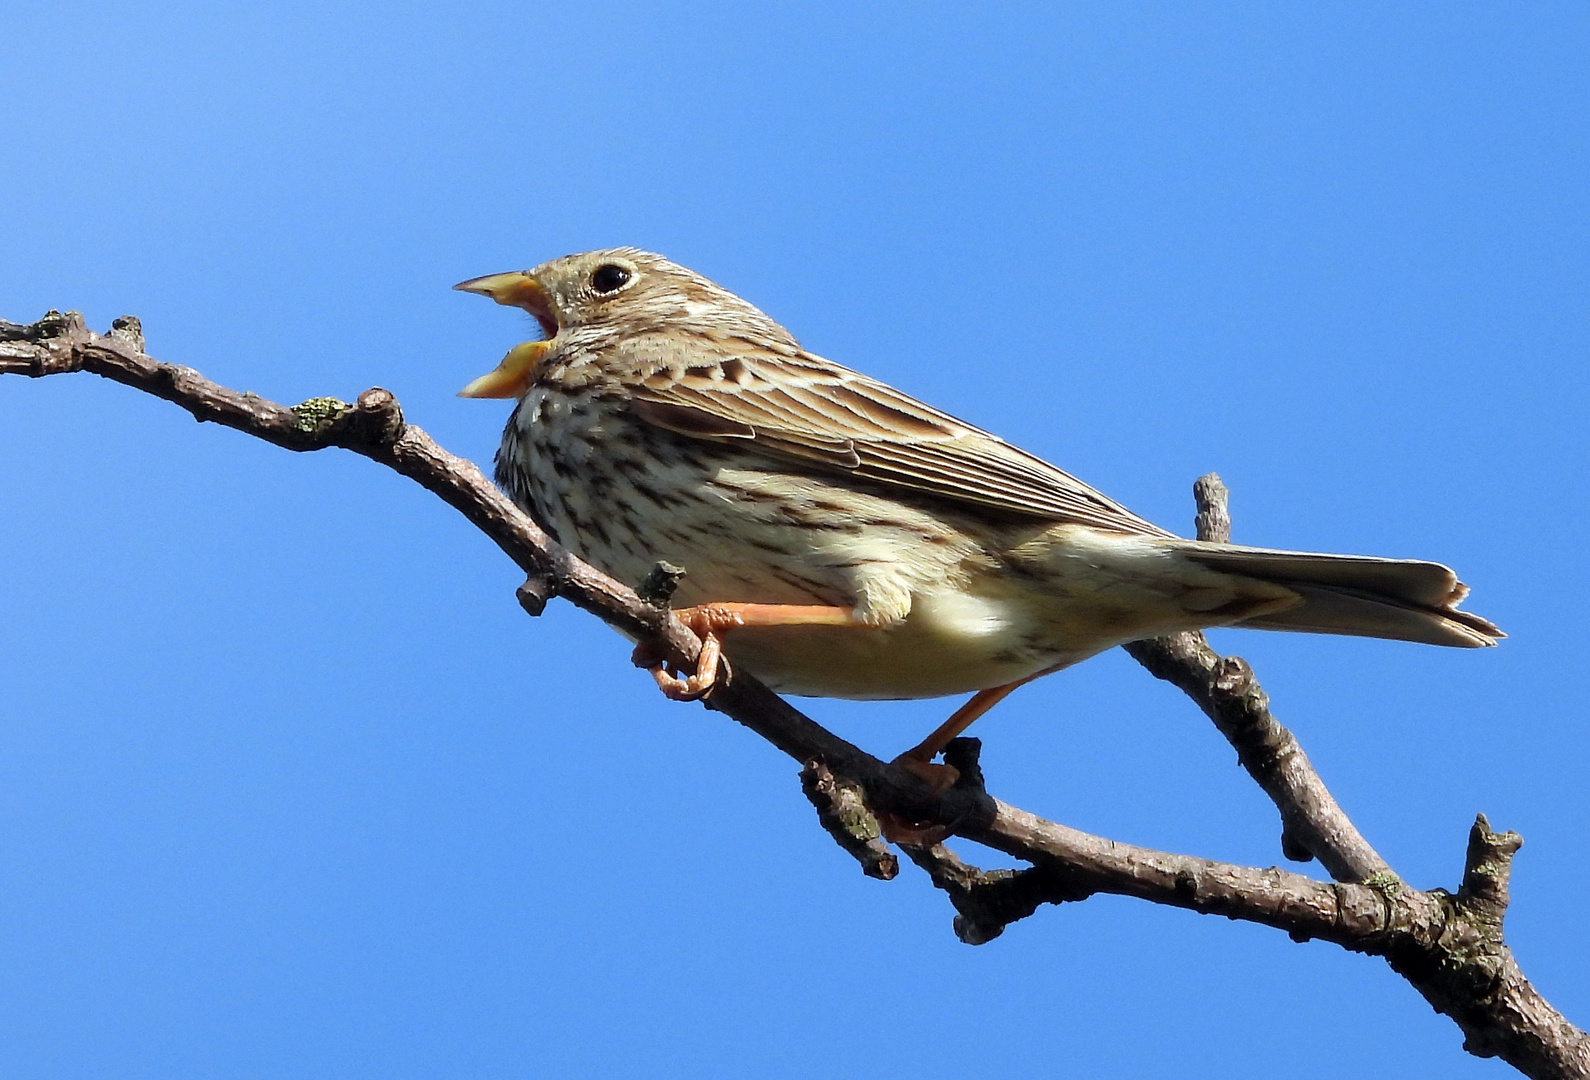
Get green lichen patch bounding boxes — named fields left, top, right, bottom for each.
left=1363, top=870, right=1404, bottom=898
left=292, top=396, right=349, bottom=432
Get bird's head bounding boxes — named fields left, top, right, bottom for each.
left=455, top=248, right=789, bottom=398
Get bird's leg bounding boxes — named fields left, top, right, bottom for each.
left=874, top=677, right=1043, bottom=846
left=892, top=676, right=1040, bottom=790
left=648, top=603, right=857, bottom=701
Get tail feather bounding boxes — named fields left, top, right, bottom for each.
left=1179, top=543, right=1503, bottom=649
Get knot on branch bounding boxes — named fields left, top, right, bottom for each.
left=902, top=842, right=1092, bottom=945
left=636, top=561, right=687, bottom=608
left=289, top=388, right=406, bottom=447
left=516, top=574, right=556, bottom=617
left=2, top=310, right=85, bottom=344
left=1458, top=813, right=1523, bottom=934
left=1, top=312, right=91, bottom=378
left=942, top=736, right=988, bottom=793
left=629, top=561, right=697, bottom=675
left=349, top=387, right=406, bottom=445
left=31, top=309, right=87, bottom=342
left=845, top=739, right=1019, bottom=940
left=800, top=758, right=898, bottom=880
left=1373, top=814, right=1542, bottom=1063
left=1210, top=656, right=1269, bottom=717
left=109, top=315, right=145, bottom=353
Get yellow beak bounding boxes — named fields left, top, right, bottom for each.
left=457, top=339, right=550, bottom=399
left=455, top=270, right=558, bottom=399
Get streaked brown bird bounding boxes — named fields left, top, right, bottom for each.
left=458, top=248, right=1500, bottom=769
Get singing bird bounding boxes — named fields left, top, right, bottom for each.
left=457, top=249, right=1500, bottom=767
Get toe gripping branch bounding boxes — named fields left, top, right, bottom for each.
left=629, top=561, right=727, bottom=701
left=805, top=737, right=1090, bottom=942
left=648, top=605, right=742, bottom=701
left=631, top=562, right=859, bottom=703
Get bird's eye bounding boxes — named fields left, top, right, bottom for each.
left=590, top=264, right=632, bottom=294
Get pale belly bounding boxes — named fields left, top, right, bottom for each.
left=718, top=585, right=1089, bottom=699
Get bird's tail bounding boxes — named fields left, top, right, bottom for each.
left=1175, top=542, right=1503, bottom=648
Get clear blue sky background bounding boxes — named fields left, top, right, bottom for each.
left=3, top=4, right=1586, bottom=1077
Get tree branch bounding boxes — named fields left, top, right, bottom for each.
left=900, top=739, right=1092, bottom=944
left=5, top=311, right=1584, bottom=1079
left=1123, top=474, right=1391, bottom=882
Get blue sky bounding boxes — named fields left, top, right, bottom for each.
left=3, top=3, right=1586, bottom=1076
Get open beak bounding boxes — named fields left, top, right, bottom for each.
left=457, top=339, right=550, bottom=399
left=454, top=271, right=556, bottom=331
left=455, top=271, right=558, bottom=399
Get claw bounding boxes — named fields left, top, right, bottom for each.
left=647, top=619, right=730, bottom=701
left=892, top=755, right=961, bottom=795
left=871, top=755, right=963, bottom=845
left=650, top=661, right=714, bottom=701
left=877, top=811, right=953, bottom=846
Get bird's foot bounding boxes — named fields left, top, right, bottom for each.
left=638, top=605, right=747, bottom=701
left=891, top=753, right=961, bottom=795
left=873, top=753, right=961, bottom=845
left=640, top=603, right=856, bottom=703
left=877, top=812, right=953, bottom=846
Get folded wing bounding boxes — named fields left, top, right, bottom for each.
left=629, top=347, right=1173, bottom=536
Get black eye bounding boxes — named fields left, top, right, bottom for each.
left=590, top=264, right=631, bottom=293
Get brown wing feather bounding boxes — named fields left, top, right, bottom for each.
left=629, top=346, right=1172, bottom=536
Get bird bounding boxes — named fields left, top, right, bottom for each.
left=456, top=248, right=1501, bottom=770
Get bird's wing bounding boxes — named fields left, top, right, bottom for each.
left=627, top=347, right=1173, bottom=536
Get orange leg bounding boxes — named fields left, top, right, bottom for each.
left=900, top=677, right=1038, bottom=763
left=876, top=675, right=1045, bottom=845
left=649, top=603, right=857, bottom=701
left=892, top=674, right=1043, bottom=791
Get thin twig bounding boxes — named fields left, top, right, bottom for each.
left=1193, top=472, right=1232, bottom=544
left=799, top=758, right=899, bottom=880
left=901, top=843, right=1086, bottom=945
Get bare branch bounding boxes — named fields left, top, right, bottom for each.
left=0, top=312, right=970, bottom=819
left=6, top=312, right=1585, bottom=1079
left=1124, top=474, right=1391, bottom=882
left=1407, top=817, right=1585, bottom=1080
left=900, top=739, right=1090, bottom=943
